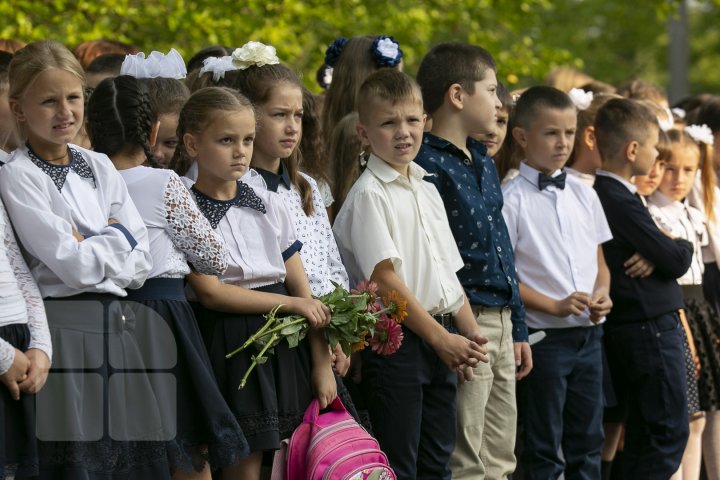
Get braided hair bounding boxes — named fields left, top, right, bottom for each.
left=86, top=74, right=158, bottom=166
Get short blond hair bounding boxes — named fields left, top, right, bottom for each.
left=356, top=69, right=423, bottom=123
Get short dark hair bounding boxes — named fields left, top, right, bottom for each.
left=357, top=69, right=423, bottom=123
left=416, top=42, right=496, bottom=115
left=512, top=86, right=575, bottom=129
left=694, top=95, right=720, bottom=134
left=86, top=53, right=125, bottom=75
left=594, top=98, right=658, bottom=161
left=142, top=77, right=190, bottom=117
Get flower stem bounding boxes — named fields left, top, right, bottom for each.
left=226, top=305, right=284, bottom=359
left=239, top=332, right=279, bottom=389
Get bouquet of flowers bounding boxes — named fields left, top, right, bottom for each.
left=227, top=280, right=407, bottom=389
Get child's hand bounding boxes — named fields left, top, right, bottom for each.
left=589, top=290, right=613, bottom=324
left=71, top=229, right=85, bottom=242
left=554, top=292, right=591, bottom=317
left=331, top=344, right=351, bottom=377
left=457, top=364, right=475, bottom=384
left=514, top=341, right=533, bottom=380
left=432, top=331, right=488, bottom=372
left=108, top=217, right=119, bottom=225
left=19, top=348, right=50, bottom=395
left=624, top=253, right=655, bottom=278
left=311, top=363, right=337, bottom=409
left=464, top=330, right=489, bottom=357
left=290, top=298, right=331, bottom=328
left=0, top=348, right=30, bottom=400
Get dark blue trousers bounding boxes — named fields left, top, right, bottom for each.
left=361, top=327, right=457, bottom=480
left=521, top=325, right=604, bottom=480
left=604, top=312, right=689, bottom=479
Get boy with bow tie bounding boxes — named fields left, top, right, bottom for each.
left=502, top=86, right=613, bottom=479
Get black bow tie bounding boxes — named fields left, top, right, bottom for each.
left=538, top=171, right=566, bottom=190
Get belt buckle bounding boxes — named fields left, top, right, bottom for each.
left=432, top=313, right=454, bottom=330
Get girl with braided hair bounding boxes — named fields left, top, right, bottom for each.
left=86, top=74, right=248, bottom=480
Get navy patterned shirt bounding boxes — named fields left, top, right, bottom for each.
left=415, top=133, right=528, bottom=342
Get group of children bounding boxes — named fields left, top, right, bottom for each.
left=0, top=33, right=718, bottom=480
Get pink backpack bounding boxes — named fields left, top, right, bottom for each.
left=274, top=397, right=396, bottom=480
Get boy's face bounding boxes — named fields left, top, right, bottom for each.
left=462, top=70, right=501, bottom=135
left=631, top=125, right=660, bottom=176
left=513, top=107, right=577, bottom=175
left=471, top=107, right=508, bottom=157
left=357, top=97, right=426, bottom=176
left=633, top=158, right=666, bottom=197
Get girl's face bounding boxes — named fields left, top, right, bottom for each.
left=252, top=83, right=303, bottom=167
left=11, top=68, right=84, bottom=159
left=185, top=108, right=255, bottom=184
left=152, top=113, right=180, bottom=168
left=634, top=158, right=667, bottom=197
left=659, top=142, right=700, bottom=202
left=472, top=107, right=509, bottom=158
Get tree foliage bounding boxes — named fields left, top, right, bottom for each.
left=3, top=0, right=717, bottom=95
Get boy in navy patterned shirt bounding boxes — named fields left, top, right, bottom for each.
left=415, top=42, right=531, bottom=480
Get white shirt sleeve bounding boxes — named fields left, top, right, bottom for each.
left=501, top=182, right=521, bottom=250
left=0, top=338, right=14, bottom=375
left=0, top=159, right=151, bottom=292
left=345, top=188, right=402, bottom=281
left=163, top=173, right=228, bottom=275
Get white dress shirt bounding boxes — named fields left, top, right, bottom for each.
left=333, top=154, right=465, bottom=315
left=502, top=162, right=612, bottom=328
left=182, top=178, right=300, bottom=292
left=648, top=190, right=707, bottom=285
left=565, top=167, right=596, bottom=188
left=0, top=145, right=152, bottom=297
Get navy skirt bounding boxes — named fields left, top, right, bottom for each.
left=193, top=283, right=357, bottom=453
left=123, top=278, right=248, bottom=473
left=0, top=323, right=37, bottom=479
left=37, top=292, right=172, bottom=480
left=683, top=285, right=720, bottom=411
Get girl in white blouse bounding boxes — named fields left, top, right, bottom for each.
left=647, top=126, right=719, bottom=480
left=0, top=194, right=51, bottom=479
left=86, top=74, right=247, bottom=480
left=0, top=41, right=169, bottom=480
left=176, top=86, right=339, bottom=480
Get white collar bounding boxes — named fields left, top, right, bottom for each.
left=596, top=169, right=637, bottom=194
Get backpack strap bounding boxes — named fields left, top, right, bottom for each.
left=270, top=439, right=289, bottom=480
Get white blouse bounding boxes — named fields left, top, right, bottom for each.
left=0, top=198, right=52, bottom=374
left=256, top=167, right=348, bottom=296
left=0, top=145, right=152, bottom=297
left=182, top=178, right=300, bottom=292
left=119, top=166, right=228, bottom=278
left=648, top=190, right=707, bottom=285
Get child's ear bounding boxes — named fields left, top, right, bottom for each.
left=356, top=122, right=370, bottom=147
left=148, top=121, right=160, bottom=148
left=625, top=140, right=639, bottom=162
left=447, top=84, right=464, bottom=111
left=9, top=99, right=25, bottom=122
left=512, top=126, right=528, bottom=149
left=183, top=132, right=198, bottom=157
left=584, top=126, right=596, bottom=151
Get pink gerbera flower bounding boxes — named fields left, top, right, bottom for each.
left=351, top=280, right=379, bottom=303
left=369, top=317, right=404, bottom=355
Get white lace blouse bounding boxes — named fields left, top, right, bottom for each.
left=119, top=166, right=228, bottom=278
left=0, top=145, right=152, bottom=298
left=0, top=198, right=52, bottom=375
left=182, top=177, right=301, bottom=292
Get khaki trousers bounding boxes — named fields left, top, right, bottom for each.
left=450, top=306, right=517, bottom=480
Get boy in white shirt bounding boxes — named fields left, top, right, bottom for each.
left=501, top=86, right=613, bottom=480
left=333, top=69, right=489, bottom=480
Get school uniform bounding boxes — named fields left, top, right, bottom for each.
left=0, top=197, right=51, bottom=479
left=255, top=164, right=348, bottom=296
left=119, top=166, right=248, bottom=472
left=648, top=191, right=716, bottom=414
left=415, top=133, right=525, bottom=480
left=0, top=145, right=175, bottom=479
left=185, top=176, right=356, bottom=454
left=333, top=154, right=466, bottom=480
left=503, top=163, right=611, bottom=479
left=565, top=166, right=595, bottom=187
left=594, top=171, right=692, bottom=479
left=0, top=150, right=8, bottom=166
